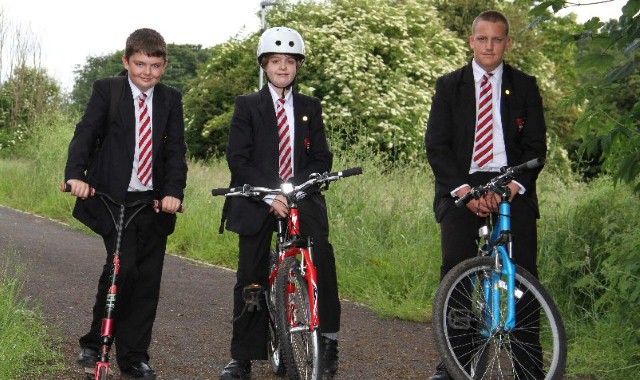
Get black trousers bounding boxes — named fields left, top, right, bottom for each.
left=79, top=193, right=168, bottom=369
left=439, top=172, right=542, bottom=374
left=230, top=193, right=340, bottom=360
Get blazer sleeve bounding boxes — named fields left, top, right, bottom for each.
left=226, top=94, right=277, bottom=188
left=425, top=75, right=468, bottom=195
left=159, top=88, right=188, bottom=200
left=64, top=80, right=109, bottom=182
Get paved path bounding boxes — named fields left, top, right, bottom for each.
left=0, top=205, right=438, bottom=379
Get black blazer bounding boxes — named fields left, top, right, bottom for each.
left=425, top=62, right=547, bottom=222
left=224, top=85, right=333, bottom=236
left=65, top=76, right=188, bottom=236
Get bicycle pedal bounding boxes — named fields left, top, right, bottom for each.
left=243, top=283, right=264, bottom=312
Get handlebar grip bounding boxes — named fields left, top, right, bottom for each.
left=328, top=167, right=363, bottom=178
left=60, top=182, right=96, bottom=196
left=455, top=192, right=473, bottom=208
left=212, top=187, right=231, bottom=196
left=508, top=158, right=545, bottom=174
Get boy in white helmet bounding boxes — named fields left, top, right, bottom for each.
left=219, top=27, right=340, bottom=379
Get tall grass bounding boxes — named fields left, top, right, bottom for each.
left=1, top=111, right=639, bottom=378
left=537, top=176, right=640, bottom=379
left=0, top=249, right=63, bottom=379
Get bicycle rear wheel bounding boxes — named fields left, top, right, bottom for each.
left=275, top=256, right=322, bottom=380
left=433, top=257, right=567, bottom=380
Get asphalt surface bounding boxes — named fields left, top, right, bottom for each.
left=0, top=205, right=438, bottom=379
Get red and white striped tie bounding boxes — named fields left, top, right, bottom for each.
left=473, top=73, right=494, bottom=168
left=276, top=98, right=293, bottom=181
left=137, top=93, right=152, bottom=186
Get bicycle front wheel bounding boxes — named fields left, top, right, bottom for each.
left=275, top=256, right=323, bottom=380
left=433, top=257, right=567, bottom=380
left=266, top=251, right=286, bottom=375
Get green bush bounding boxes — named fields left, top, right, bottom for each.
left=538, top=176, right=640, bottom=379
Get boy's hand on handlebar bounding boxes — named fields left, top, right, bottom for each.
left=480, top=192, right=501, bottom=214
left=457, top=186, right=492, bottom=217
left=507, top=182, right=520, bottom=202
left=158, top=196, right=181, bottom=214
left=270, top=195, right=289, bottom=217
left=66, top=179, right=93, bottom=199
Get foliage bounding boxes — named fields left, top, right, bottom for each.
left=537, top=176, right=640, bottom=378
left=70, top=53, right=124, bottom=109
left=0, top=66, right=62, bottom=153
left=185, top=0, right=468, bottom=160
left=183, top=40, right=257, bottom=158
left=70, top=44, right=215, bottom=109
left=534, top=0, right=640, bottom=193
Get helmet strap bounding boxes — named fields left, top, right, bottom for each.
left=264, top=71, right=295, bottom=97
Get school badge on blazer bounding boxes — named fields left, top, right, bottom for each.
left=302, top=115, right=312, bottom=154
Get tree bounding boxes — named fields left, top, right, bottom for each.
left=534, top=0, right=640, bottom=192
left=0, top=10, right=62, bottom=152
left=70, top=44, right=214, bottom=109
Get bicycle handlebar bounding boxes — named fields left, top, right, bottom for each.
left=60, top=183, right=185, bottom=213
left=455, top=158, right=545, bottom=208
left=211, top=167, right=364, bottom=198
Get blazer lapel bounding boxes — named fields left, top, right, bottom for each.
left=118, top=84, right=136, bottom=159
left=258, top=86, right=280, bottom=171
left=152, top=84, right=168, bottom=159
left=460, top=64, right=477, bottom=160
left=500, top=63, right=513, bottom=139
left=292, top=91, right=309, bottom=174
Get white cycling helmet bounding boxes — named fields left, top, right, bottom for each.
left=257, top=27, right=306, bottom=65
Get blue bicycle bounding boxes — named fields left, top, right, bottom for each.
left=432, top=158, right=567, bottom=380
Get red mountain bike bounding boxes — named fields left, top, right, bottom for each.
left=212, top=167, right=362, bottom=380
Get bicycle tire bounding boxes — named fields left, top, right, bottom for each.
left=433, top=257, right=567, bottom=380
left=267, top=251, right=287, bottom=376
left=275, top=256, right=323, bottom=380
left=96, top=366, right=108, bottom=380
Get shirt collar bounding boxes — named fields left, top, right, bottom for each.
left=127, top=76, right=155, bottom=100
left=268, top=83, right=293, bottom=105
left=472, top=59, right=503, bottom=83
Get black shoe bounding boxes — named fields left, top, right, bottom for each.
left=77, top=347, right=98, bottom=367
left=322, top=337, right=339, bottom=376
left=120, top=362, right=156, bottom=379
left=429, top=362, right=451, bottom=380
left=220, top=359, right=251, bottom=380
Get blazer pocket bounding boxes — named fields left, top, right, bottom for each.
left=155, top=212, right=177, bottom=236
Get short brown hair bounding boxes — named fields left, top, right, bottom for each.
left=125, top=28, right=167, bottom=61
left=259, top=53, right=304, bottom=69
left=472, top=10, right=510, bottom=36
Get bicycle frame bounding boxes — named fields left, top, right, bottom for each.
left=481, top=199, right=517, bottom=335
left=270, top=192, right=320, bottom=334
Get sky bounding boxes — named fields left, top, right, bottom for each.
left=1, top=0, right=627, bottom=92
